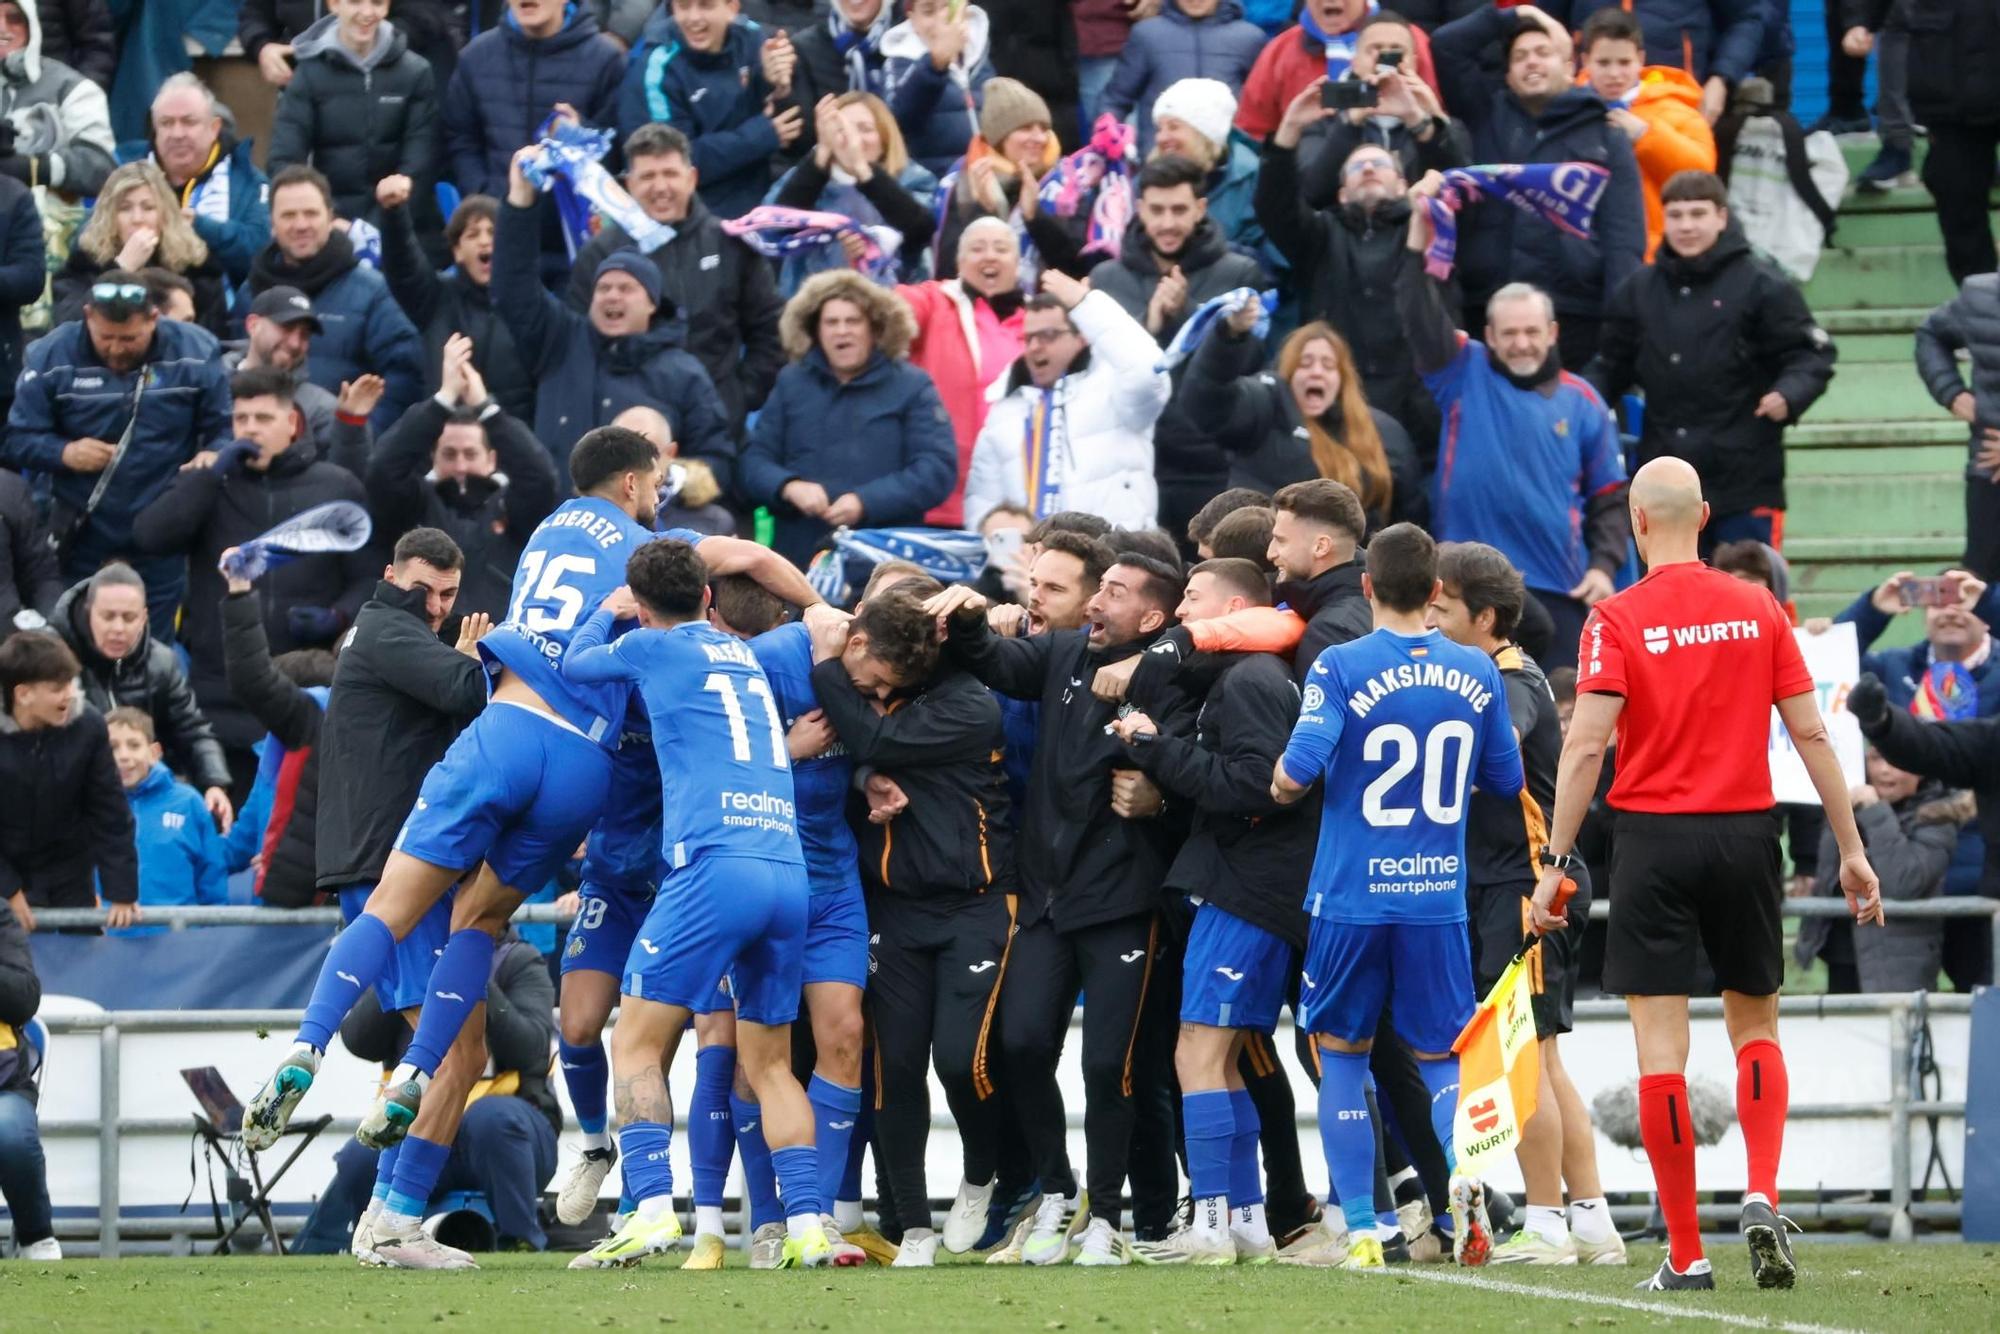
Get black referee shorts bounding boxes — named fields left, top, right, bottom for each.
left=1603, top=809, right=1785, bottom=998
left=1469, top=867, right=1592, bottom=1038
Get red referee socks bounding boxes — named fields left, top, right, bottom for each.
left=1638, top=1073, right=1704, bottom=1271
left=1736, top=1038, right=1789, bottom=1205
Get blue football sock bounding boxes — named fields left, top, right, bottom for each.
left=558, top=1038, right=610, bottom=1136
left=402, top=929, right=495, bottom=1076
left=771, top=1144, right=823, bottom=1221
left=730, top=1093, right=782, bottom=1229
left=1183, top=1089, right=1234, bottom=1202
left=691, top=1047, right=736, bottom=1209
left=1227, top=1088, right=1263, bottom=1209
left=1417, top=1055, right=1462, bottom=1176
left=298, top=913, right=395, bottom=1052
left=1317, top=1049, right=1379, bottom=1236
left=807, top=1074, right=861, bottom=1209
left=371, top=1142, right=401, bottom=1204
left=384, top=1133, right=450, bottom=1220
left=619, top=1121, right=675, bottom=1207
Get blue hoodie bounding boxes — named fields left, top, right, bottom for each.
left=621, top=13, right=780, bottom=219
left=1101, top=0, right=1268, bottom=157
left=112, top=760, right=227, bottom=934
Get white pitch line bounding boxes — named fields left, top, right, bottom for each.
left=1391, top=1266, right=1873, bottom=1334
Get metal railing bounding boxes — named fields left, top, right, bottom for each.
left=27, top=985, right=1975, bottom=1255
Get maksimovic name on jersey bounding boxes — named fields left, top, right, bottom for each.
left=1347, top=662, right=1496, bottom=718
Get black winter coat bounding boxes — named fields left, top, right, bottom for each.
left=379, top=199, right=534, bottom=425
left=36, top=0, right=114, bottom=88
left=365, top=397, right=561, bottom=623
left=0, top=174, right=47, bottom=400
left=0, top=469, right=60, bottom=634
left=0, top=901, right=39, bottom=1100
left=811, top=658, right=1016, bottom=898
left=442, top=10, right=625, bottom=201
left=268, top=17, right=441, bottom=233
left=1431, top=6, right=1647, bottom=317
left=1586, top=225, right=1835, bottom=515
left=0, top=702, right=136, bottom=909
left=1255, top=146, right=1448, bottom=454
left=131, top=438, right=376, bottom=750
left=51, top=243, right=231, bottom=338
left=219, top=592, right=321, bottom=907
left=316, top=578, right=486, bottom=891
left=1181, top=321, right=1426, bottom=531
left=51, top=578, right=231, bottom=791
left=1899, top=0, right=2000, bottom=126
left=1120, top=651, right=1315, bottom=948
left=1295, top=111, right=1473, bottom=212
left=564, top=199, right=787, bottom=431
left=1088, top=215, right=1268, bottom=494
left=943, top=610, right=1189, bottom=933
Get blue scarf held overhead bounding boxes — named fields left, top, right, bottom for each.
left=1156, top=287, right=1278, bottom=373
left=1299, top=0, right=1380, bottom=81
left=521, top=117, right=677, bottom=258
left=806, top=526, right=989, bottom=606
left=1419, top=163, right=1612, bottom=280
left=219, top=501, right=374, bottom=584
left=722, top=205, right=893, bottom=281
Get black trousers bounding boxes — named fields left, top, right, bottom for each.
left=1126, top=908, right=1185, bottom=1240
left=1925, top=120, right=2000, bottom=287
left=1967, top=475, right=2000, bottom=583
left=998, top=912, right=1161, bottom=1230
left=867, top=890, right=1015, bottom=1231
left=1943, top=912, right=1996, bottom=992
left=1237, top=1028, right=1315, bottom=1233
left=1824, top=1, right=1869, bottom=121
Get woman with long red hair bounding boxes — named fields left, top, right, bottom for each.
left=1182, top=308, right=1424, bottom=532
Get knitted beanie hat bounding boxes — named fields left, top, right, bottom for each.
left=980, top=77, right=1054, bottom=147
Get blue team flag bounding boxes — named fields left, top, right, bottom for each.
left=1421, top=163, right=1612, bottom=280
left=1155, top=287, right=1278, bottom=373
left=806, top=527, right=990, bottom=606
left=520, top=117, right=677, bottom=259
left=219, top=500, right=373, bottom=584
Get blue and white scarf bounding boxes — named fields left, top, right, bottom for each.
left=1420, top=163, right=1612, bottom=280
left=722, top=205, right=893, bottom=281
left=831, top=6, right=894, bottom=95
left=219, top=501, right=373, bottom=584
left=1299, top=0, right=1380, bottom=82
left=521, top=117, right=677, bottom=259
left=806, top=526, right=989, bottom=606
left=1156, top=287, right=1277, bottom=373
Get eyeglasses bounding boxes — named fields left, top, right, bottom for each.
left=1024, top=327, right=1076, bottom=347
left=1343, top=158, right=1397, bottom=178
left=88, top=282, right=151, bottom=316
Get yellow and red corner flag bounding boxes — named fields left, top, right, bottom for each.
left=1451, top=952, right=1542, bottom=1174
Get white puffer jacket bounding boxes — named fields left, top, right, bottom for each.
left=962, top=291, right=1169, bottom=531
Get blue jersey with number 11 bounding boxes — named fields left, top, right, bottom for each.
left=1281, top=628, right=1524, bottom=926
left=481, top=496, right=654, bottom=746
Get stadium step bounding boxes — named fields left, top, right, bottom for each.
left=1811, top=358, right=1950, bottom=421
left=1803, top=243, right=1958, bottom=311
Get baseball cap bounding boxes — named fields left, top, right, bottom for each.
left=249, top=286, right=325, bottom=333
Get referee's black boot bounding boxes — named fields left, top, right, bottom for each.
left=1638, top=1256, right=1715, bottom=1291
left=1740, top=1198, right=1798, bottom=1290
left=1381, top=1231, right=1412, bottom=1265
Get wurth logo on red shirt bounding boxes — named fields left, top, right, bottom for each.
left=1642, top=620, right=1763, bottom=654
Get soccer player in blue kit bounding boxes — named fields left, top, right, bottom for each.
left=1270, top=524, right=1526, bottom=1272
left=561, top=538, right=862, bottom=1270
left=242, top=427, right=664, bottom=1179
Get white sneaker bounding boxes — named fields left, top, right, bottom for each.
left=1131, top=1224, right=1236, bottom=1266
left=1573, top=1231, right=1630, bottom=1266
left=1231, top=1229, right=1278, bottom=1265
left=942, top=1177, right=995, bottom=1254
left=1489, top=1229, right=1579, bottom=1266
left=19, top=1237, right=60, bottom=1261
left=556, top=1146, right=617, bottom=1226
left=983, top=1211, right=1037, bottom=1264
left=1022, top=1191, right=1083, bottom=1266
left=350, top=1207, right=385, bottom=1266
left=747, top=1221, right=788, bottom=1270
left=373, top=1222, right=478, bottom=1270
left=891, top=1228, right=939, bottom=1267
left=1396, top=1195, right=1434, bottom=1240
left=1277, top=1213, right=1347, bottom=1261
left=1071, top=1216, right=1128, bottom=1266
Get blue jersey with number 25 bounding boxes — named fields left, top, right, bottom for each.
left=480, top=496, right=656, bottom=746
left=1280, top=628, right=1524, bottom=926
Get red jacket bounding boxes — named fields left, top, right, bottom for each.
left=1234, top=22, right=1440, bottom=140
left=898, top=280, right=1027, bottom=527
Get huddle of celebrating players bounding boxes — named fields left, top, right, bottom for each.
left=240, top=432, right=1883, bottom=1288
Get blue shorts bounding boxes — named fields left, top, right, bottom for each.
left=1179, top=902, right=1292, bottom=1035
left=803, top=877, right=869, bottom=989
left=1299, top=918, right=1475, bottom=1055
left=395, top=702, right=613, bottom=893
left=338, top=883, right=454, bottom=1014
left=561, top=879, right=654, bottom=977
left=624, top=854, right=809, bottom=1025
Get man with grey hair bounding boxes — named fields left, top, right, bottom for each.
left=129, top=72, right=270, bottom=285
left=1398, top=170, right=1630, bottom=670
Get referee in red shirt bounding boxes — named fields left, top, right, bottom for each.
left=1529, top=459, right=1883, bottom=1293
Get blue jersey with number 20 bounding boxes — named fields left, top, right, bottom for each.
left=563, top=612, right=805, bottom=871
left=1280, top=628, right=1524, bottom=926
left=481, top=497, right=656, bottom=746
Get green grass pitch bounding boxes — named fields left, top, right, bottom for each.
left=6, top=1245, right=1997, bottom=1332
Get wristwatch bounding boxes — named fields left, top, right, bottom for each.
left=1538, top=849, right=1579, bottom=872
